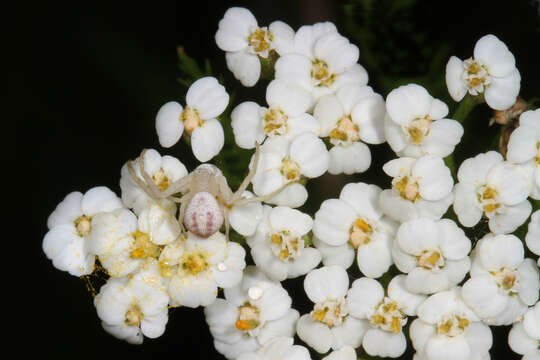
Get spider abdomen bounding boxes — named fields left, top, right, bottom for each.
left=184, top=191, right=224, bottom=238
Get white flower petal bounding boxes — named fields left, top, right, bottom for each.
left=155, top=101, right=184, bottom=148
left=489, top=200, right=532, bottom=234
left=363, top=329, right=407, bottom=358
left=386, top=84, right=433, bottom=126
left=226, top=51, right=261, bottom=87
left=484, top=68, right=521, bottom=111
left=351, top=93, right=386, bottom=144
left=445, top=56, right=467, bottom=102
left=215, top=7, right=256, bottom=52
left=231, top=101, right=265, bottom=149
left=296, top=314, right=333, bottom=354
left=304, top=266, right=349, bottom=303
left=313, top=199, right=357, bottom=246
left=328, top=142, right=371, bottom=175
left=347, top=277, right=384, bottom=319
left=186, top=77, right=229, bottom=119
left=388, top=274, right=426, bottom=316
left=267, top=79, right=311, bottom=117
left=191, top=118, right=225, bottom=162
left=269, top=21, right=295, bottom=55
left=473, top=34, right=516, bottom=77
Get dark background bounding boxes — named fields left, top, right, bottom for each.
left=23, top=0, right=539, bottom=359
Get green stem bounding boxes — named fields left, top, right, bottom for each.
left=444, top=95, right=482, bottom=177
left=452, top=94, right=481, bottom=124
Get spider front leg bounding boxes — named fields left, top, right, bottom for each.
left=138, top=149, right=169, bottom=199
left=230, top=141, right=261, bottom=204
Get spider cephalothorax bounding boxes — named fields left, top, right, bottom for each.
left=127, top=143, right=291, bottom=239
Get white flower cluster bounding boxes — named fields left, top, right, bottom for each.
left=43, top=7, right=539, bottom=360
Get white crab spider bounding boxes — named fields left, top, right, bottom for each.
left=127, top=143, right=292, bottom=240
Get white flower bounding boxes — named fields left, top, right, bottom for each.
left=446, top=34, right=520, bottom=110
left=508, top=303, right=540, bottom=359
left=160, top=231, right=246, bottom=308
left=296, top=266, right=369, bottom=354
left=462, top=233, right=539, bottom=325
left=322, top=346, right=357, bottom=360
left=89, top=208, right=160, bottom=277
left=379, top=155, right=454, bottom=223
left=228, top=190, right=265, bottom=237
left=346, top=276, right=426, bottom=358
left=231, top=79, right=319, bottom=149
left=384, top=84, right=463, bottom=158
left=313, top=182, right=397, bottom=278
left=453, top=151, right=532, bottom=234
left=94, top=259, right=169, bottom=344
left=392, top=218, right=471, bottom=295
left=526, top=210, right=540, bottom=265
left=275, top=24, right=367, bottom=108
left=313, top=84, right=386, bottom=174
left=215, top=7, right=295, bottom=87
left=247, top=206, right=321, bottom=281
left=43, top=186, right=123, bottom=276
left=155, top=77, right=229, bottom=162
left=237, top=337, right=311, bottom=360
left=506, top=109, right=540, bottom=199
left=250, top=133, right=329, bottom=208
left=205, top=266, right=298, bottom=360
left=120, top=148, right=187, bottom=215
left=410, top=288, right=492, bottom=360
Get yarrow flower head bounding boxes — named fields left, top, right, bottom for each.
left=250, top=133, right=329, bottom=208
left=506, top=109, right=540, bottom=199
left=231, top=79, right=319, bottom=149
left=453, top=151, right=532, bottom=234
left=410, top=287, right=493, bottom=360
left=313, top=182, right=397, bottom=278
left=392, top=218, right=471, bottom=295
left=205, top=266, right=298, bottom=359
left=296, top=266, right=369, bottom=354
left=155, top=76, right=229, bottom=162
left=274, top=23, right=367, bottom=108
left=346, top=275, right=427, bottom=358
left=120, top=148, right=187, bottom=215
left=159, top=231, right=246, bottom=308
left=94, top=259, right=169, bottom=344
left=379, top=155, right=454, bottom=223
left=215, top=7, right=295, bottom=87
left=384, top=84, right=464, bottom=158
left=462, top=233, right=539, bottom=325
left=43, top=186, right=124, bottom=276
left=247, top=206, right=321, bottom=281
left=446, top=34, right=521, bottom=110
left=313, top=84, right=386, bottom=174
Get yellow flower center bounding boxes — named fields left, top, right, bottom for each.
left=535, top=142, right=540, bottom=165
left=130, top=230, right=161, bottom=259
left=477, top=186, right=501, bottom=215
left=182, top=252, right=208, bottom=275
left=311, top=59, right=336, bottom=87
left=395, top=176, right=420, bottom=202
left=406, top=116, right=432, bottom=144
left=152, top=169, right=170, bottom=191
left=349, top=218, right=373, bottom=249
left=75, top=215, right=92, bottom=237
left=248, top=28, right=272, bottom=55
left=312, top=298, right=348, bottom=327
left=125, top=304, right=144, bottom=326
left=235, top=303, right=260, bottom=331
left=281, top=157, right=301, bottom=182
left=436, top=315, right=470, bottom=337
left=158, top=260, right=174, bottom=278
left=182, top=106, right=202, bottom=135
left=263, top=108, right=288, bottom=136
left=270, top=231, right=304, bottom=261
left=370, top=298, right=406, bottom=334
left=463, top=58, right=491, bottom=94
left=417, top=250, right=444, bottom=270
left=329, top=116, right=360, bottom=144
left=491, top=267, right=519, bottom=293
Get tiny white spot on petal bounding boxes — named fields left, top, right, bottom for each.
left=217, top=262, right=227, bottom=271
left=248, top=286, right=263, bottom=300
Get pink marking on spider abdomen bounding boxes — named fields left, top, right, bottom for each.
left=184, top=191, right=224, bottom=238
